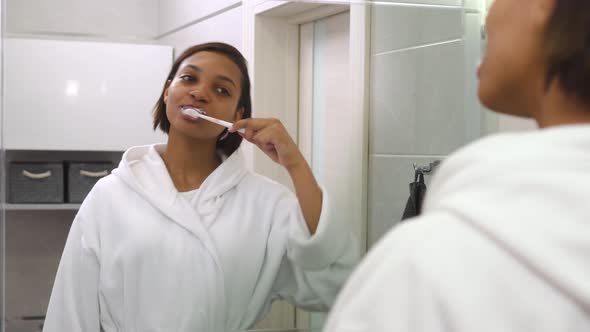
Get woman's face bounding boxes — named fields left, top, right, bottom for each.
left=164, top=51, right=243, bottom=140
left=478, top=0, right=552, bottom=116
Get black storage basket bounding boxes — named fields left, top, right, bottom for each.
left=67, top=162, right=115, bottom=203
left=9, top=162, right=65, bottom=203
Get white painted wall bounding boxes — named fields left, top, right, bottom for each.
left=157, top=0, right=241, bottom=37
left=157, top=6, right=243, bottom=56
left=6, top=0, right=158, bottom=39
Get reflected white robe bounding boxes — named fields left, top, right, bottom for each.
left=44, top=144, right=359, bottom=331
left=325, top=125, right=590, bottom=332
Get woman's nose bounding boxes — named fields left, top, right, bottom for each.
left=189, top=89, right=210, bottom=103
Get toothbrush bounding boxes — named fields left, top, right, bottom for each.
left=182, top=107, right=246, bottom=134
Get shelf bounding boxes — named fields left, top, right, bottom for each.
left=3, top=203, right=81, bottom=211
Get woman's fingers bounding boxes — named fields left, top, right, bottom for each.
left=232, top=117, right=302, bottom=168
left=232, top=118, right=282, bottom=143
left=252, top=130, right=280, bottom=163
left=232, top=118, right=279, bottom=134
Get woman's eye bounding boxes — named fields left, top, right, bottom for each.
left=179, top=75, right=194, bottom=82
left=216, top=87, right=230, bottom=96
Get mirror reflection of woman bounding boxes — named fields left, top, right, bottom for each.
left=43, top=42, right=358, bottom=331
left=324, top=0, right=590, bottom=331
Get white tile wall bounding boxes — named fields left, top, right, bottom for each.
left=368, top=156, right=440, bottom=246
left=371, top=40, right=466, bottom=155
left=371, top=4, right=463, bottom=54
left=367, top=2, right=485, bottom=246
left=6, top=0, right=158, bottom=39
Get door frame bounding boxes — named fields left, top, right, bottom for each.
left=242, top=0, right=370, bottom=329
left=243, top=0, right=371, bottom=254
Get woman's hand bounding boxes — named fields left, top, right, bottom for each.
left=230, top=118, right=305, bottom=171
left=230, top=117, right=322, bottom=234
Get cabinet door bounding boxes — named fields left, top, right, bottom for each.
left=4, top=38, right=171, bottom=151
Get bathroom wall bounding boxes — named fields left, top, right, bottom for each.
left=5, top=0, right=158, bottom=40
left=367, top=1, right=487, bottom=246
left=156, top=0, right=243, bottom=56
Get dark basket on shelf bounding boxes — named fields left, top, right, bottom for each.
left=9, top=162, right=64, bottom=203
left=66, top=162, right=115, bottom=203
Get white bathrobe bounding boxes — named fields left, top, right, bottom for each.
left=324, top=125, right=590, bottom=332
left=43, top=144, right=358, bottom=332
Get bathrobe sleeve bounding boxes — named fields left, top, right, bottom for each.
left=43, top=213, right=101, bottom=332
left=269, top=186, right=360, bottom=311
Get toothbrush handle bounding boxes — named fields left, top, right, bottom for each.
left=196, top=112, right=245, bottom=134
left=216, top=118, right=246, bottom=134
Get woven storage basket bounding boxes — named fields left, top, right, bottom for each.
left=67, top=162, right=115, bottom=203
left=9, top=162, right=64, bottom=203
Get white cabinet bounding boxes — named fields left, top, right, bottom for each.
left=4, top=38, right=172, bottom=151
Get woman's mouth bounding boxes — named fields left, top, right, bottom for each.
left=181, top=106, right=206, bottom=123
left=181, top=106, right=206, bottom=115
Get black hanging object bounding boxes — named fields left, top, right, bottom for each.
left=401, top=170, right=427, bottom=221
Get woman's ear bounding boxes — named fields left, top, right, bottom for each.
left=164, top=80, right=171, bottom=103
left=235, top=106, right=245, bottom=121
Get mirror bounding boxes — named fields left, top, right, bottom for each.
left=1, top=0, right=490, bottom=331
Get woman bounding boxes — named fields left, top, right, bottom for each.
left=43, top=42, right=358, bottom=331
left=324, top=0, right=590, bottom=331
